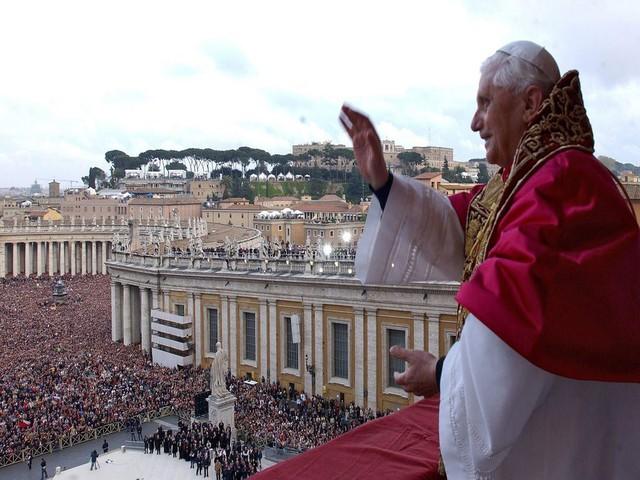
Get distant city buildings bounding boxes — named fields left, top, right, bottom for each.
left=292, top=142, right=350, bottom=156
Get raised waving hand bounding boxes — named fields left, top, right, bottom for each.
left=339, top=105, right=389, bottom=190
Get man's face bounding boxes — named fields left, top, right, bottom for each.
left=470, top=73, right=527, bottom=168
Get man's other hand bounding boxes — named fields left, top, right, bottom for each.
left=339, top=104, right=389, bottom=190
left=390, top=346, right=438, bottom=398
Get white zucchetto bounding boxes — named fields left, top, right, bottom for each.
left=497, top=40, right=561, bottom=82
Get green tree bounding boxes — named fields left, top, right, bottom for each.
left=84, top=167, right=106, bottom=189
left=308, top=177, right=326, bottom=198
left=477, top=163, right=490, bottom=183
left=442, top=156, right=452, bottom=181
left=221, top=176, right=232, bottom=199
left=166, top=160, right=186, bottom=170
left=398, top=151, right=423, bottom=176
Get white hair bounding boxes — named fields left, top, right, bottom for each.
left=481, top=52, right=556, bottom=96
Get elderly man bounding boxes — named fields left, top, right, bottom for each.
left=339, top=41, right=640, bottom=478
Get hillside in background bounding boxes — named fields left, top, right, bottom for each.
left=598, top=155, right=640, bottom=175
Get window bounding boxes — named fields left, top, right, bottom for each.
left=332, top=322, right=349, bottom=379
left=446, top=332, right=458, bottom=352
left=175, top=304, right=185, bottom=316
left=387, top=329, right=406, bottom=388
left=284, top=316, right=299, bottom=370
left=243, top=312, right=256, bottom=361
left=208, top=308, right=219, bottom=353
left=278, top=225, right=282, bottom=231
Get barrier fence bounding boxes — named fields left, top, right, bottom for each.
left=0, top=406, right=181, bottom=469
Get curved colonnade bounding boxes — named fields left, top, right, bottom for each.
left=108, top=251, right=461, bottom=412
left=0, top=224, right=124, bottom=277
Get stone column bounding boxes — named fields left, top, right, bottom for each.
left=228, top=296, right=237, bottom=375
left=412, top=312, right=426, bottom=403
left=221, top=295, right=230, bottom=362
left=366, top=308, right=377, bottom=411
left=81, top=241, right=87, bottom=275
left=111, top=282, right=123, bottom=342
left=303, top=303, right=313, bottom=395
left=91, top=241, right=97, bottom=275
left=140, top=288, right=151, bottom=353
left=59, top=241, right=65, bottom=275
left=24, top=242, right=31, bottom=277
left=48, top=241, right=55, bottom=276
left=163, top=291, right=170, bottom=311
left=427, top=312, right=440, bottom=358
left=193, top=293, right=202, bottom=367
left=122, top=284, right=132, bottom=345
left=259, top=299, right=268, bottom=381
left=70, top=241, right=76, bottom=276
left=268, top=300, right=278, bottom=382
left=152, top=289, right=160, bottom=310
left=101, top=241, right=108, bottom=274
left=354, top=307, right=365, bottom=406
left=13, top=242, right=20, bottom=277
left=36, top=242, right=43, bottom=277
left=313, top=304, right=324, bottom=396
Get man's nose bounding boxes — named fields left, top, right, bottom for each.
left=470, top=111, right=481, bottom=132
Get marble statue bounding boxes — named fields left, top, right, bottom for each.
left=210, top=342, right=229, bottom=395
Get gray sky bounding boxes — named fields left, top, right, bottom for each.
left=1, top=0, right=639, bottom=188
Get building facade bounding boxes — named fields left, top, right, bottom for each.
left=128, top=197, right=202, bottom=221
left=108, top=252, right=459, bottom=411
left=203, top=205, right=263, bottom=229
left=411, top=146, right=454, bottom=170
left=61, top=190, right=129, bottom=224
left=187, top=179, right=226, bottom=200
left=254, top=217, right=306, bottom=244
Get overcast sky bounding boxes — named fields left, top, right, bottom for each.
left=1, top=0, right=639, bottom=188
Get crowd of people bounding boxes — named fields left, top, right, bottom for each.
left=0, top=275, right=209, bottom=461
left=0, top=274, right=386, bottom=474
left=142, top=421, right=262, bottom=479
left=232, top=376, right=390, bottom=451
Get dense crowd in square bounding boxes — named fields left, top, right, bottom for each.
left=0, top=274, right=387, bottom=474
left=0, top=275, right=209, bottom=460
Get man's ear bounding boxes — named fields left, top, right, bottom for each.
left=522, top=85, right=544, bottom=123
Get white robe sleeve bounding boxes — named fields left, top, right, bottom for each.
left=439, top=314, right=554, bottom=479
left=355, top=174, right=464, bottom=285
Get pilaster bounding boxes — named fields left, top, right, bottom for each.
left=268, top=300, right=277, bottom=382
left=313, top=304, right=324, bottom=396
left=354, top=307, right=365, bottom=406
left=228, top=296, right=237, bottom=375
left=303, top=303, right=313, bottom=395
left=259, top=299, right=268, bottom=381
left=366, top=308, right=377, bottom=411
left=194, top=293, right=202, bottom=367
